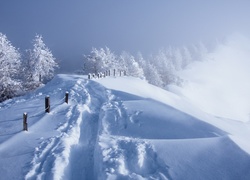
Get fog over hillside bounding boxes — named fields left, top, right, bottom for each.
left=169, top=33, right=250, bottom=122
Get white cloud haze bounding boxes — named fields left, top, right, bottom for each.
left=176, top=33, right=250, bottom=122
left=0, top=1, right=250, bottom=72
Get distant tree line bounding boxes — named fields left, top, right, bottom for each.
left=0, top=33, right=58, bottom=102
left=82, top=44, right=208, bottom=87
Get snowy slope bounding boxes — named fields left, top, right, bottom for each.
left=0, top=74, right=250, bottom=180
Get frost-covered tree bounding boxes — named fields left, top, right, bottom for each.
left=0, top=33, right=22, bottom=102
left=144, top=62, right=163, bottom=87
left=83, top=47, right=145, bottom=78
left=27, top=34, right=58, bottom=84
left=103, top=47, right=119, bottom=70
left=153, top=49, right=176, bottom=86
left=119, top=51, right=144, bottom=78
left=172, top=48, right=183, bottom=71
left=83, top=47, right=118, bottom=74
left=83, top=52, right=99, bottom=75
left=181, top=46, right=192, bottom=68
left=135, top=52, right=147, bottom=70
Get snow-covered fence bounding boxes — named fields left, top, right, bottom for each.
left=119, top=70, right=126, bottom=76
left=22, top=92, right=69, bottom=131
left=88, top=69, right=126, bottom=80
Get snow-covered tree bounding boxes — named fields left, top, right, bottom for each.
left=103, top=47, right=119, bottom=71
left=83, top=48, right=101, bottom=74
left=119, top=51, right=144, bottom=78
left=153, top=49, right=176, bottom=86
left=172, top=47, right=183, bottom=71
left=135, top=52, right=147, bottom=69
left=27, top=34, right=58, bottom=83
left=181, top=46, right=192, bottom=68
left=0, top=33, right=22, bottom=102
left=144, top=62, right=163, bottom=87
left=83, top=47, right=118, bottom=74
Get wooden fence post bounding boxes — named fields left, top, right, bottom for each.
left=88, top=74, right=91, bottom=79
left=114, top=69, right=116, bottom=76
left=39, top=74, right=42, bottom=82
left=45, top=96, right=50, bottom=113
left=65, top=91, right=69, bottom=104
left=23, top=113, right=28, bottom=131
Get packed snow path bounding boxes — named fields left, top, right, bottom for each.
left=24, top=77, right=108, bottom=180
left=1, top=74, right=250, bottom=180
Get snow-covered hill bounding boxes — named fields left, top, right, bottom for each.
left=1, top=74, right=250, bottom=180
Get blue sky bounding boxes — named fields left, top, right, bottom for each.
left=1, top=0, right=250, bottom=72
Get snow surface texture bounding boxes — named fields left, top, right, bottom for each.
left=1, top=74, right=250, bottom=180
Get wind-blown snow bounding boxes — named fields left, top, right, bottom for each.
left=170, top=33, right=250, bottom=122
left=0, top=74, right=250, bottom=180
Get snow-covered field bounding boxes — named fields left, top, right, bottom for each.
left=1, top=73, right=250, bottom=180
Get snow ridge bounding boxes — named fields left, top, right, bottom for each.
left=1, top=74, right=250, bottom=180
left=96, top=89, right=171, bottom=179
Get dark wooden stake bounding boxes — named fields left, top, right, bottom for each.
left=114, top=69, right=116, bottom=76
left=88, top=74, right=91, bottom=79
left=45, top=96, right=50, bottom=113
left=23, top=113, right=28, bottom=131
left=39, top=74, right=42, bottom=82
left=65, top=91, right=69, bottom=104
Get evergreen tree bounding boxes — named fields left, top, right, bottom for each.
left=144, top=62, right=163, bottom=87
left=153, top=49, right=176, bottom=86
left=135, top=52, right=146, bottom=69
left=172, top=47, right=183, bottom=71
left=83, top=47, right=118, bottom=74
left=27, top=34, right=58, bottom=84
left=120, top=51, right=144, bottom=78
left=181, top=46, right=192, bottom=68
left=0, top=33, right=22, bottom=102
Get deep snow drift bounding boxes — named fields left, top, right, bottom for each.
left=0, top=74, right=250, bottom=180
